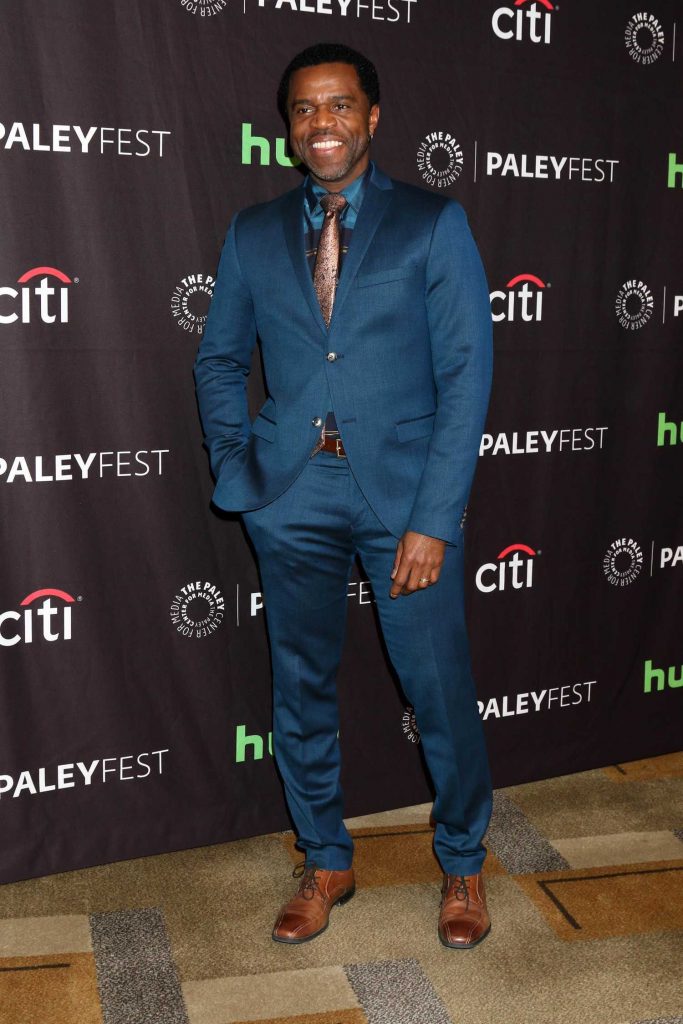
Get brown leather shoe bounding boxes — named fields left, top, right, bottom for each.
left=272, top=861, right=355, bottom=944
left=438, top=872, right=491, bottom=949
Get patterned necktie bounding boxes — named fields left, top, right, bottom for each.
left=313, top=192, right=347, bottom=327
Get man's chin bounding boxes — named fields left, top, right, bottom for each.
left=309, top=167, right=348, bottom=183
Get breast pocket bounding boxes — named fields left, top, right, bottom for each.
left=395, top=411, right=436, bottom=443
left=356, top=266, right=419, bottom=289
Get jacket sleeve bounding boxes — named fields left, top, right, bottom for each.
left=193, top=212, right=257, bottom=480
left=405, top=199, right=493, bottom=546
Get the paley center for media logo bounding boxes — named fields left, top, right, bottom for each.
left=624, top=12, right=665, bottom=65
left=0, top=588, right=79, bottom=647
left=170, top=580, right=225, bottom=638
left=171, top=273, right=215, bottom=335
left=416, top=131, right=464, bottom=190
left=0, top=266, right=75, bottom=326
left=602, top=539, right=643, bottom=587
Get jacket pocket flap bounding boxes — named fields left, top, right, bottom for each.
left=395, top=411, right=436, bottom=443
left=356, top=266, right=417, bottom=289
left=250, top=415, right=277, bottom=442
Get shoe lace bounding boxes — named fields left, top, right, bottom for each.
left=444, top=873, right=469, bottom=902
left=292, top=860, right=321, bottom=901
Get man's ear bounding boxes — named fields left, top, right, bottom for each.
left=369, top=104, right=380, bottom=136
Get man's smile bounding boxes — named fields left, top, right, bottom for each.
left=309, top=138, right=345, bottom=151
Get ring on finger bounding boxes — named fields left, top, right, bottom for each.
left=418, top=577, right=430, bottom=584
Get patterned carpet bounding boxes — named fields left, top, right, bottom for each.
left=0, top=752, right=681, bottom=1024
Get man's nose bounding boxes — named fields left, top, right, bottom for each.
left=311, top=106, right=336, bottom=131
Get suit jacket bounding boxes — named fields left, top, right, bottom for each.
left=193, top=164, right=493, bottom=546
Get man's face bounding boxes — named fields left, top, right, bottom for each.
left=287, top=62, right=380, bottom=191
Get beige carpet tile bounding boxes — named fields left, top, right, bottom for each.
left=551, top=830, right=683, bottom=868
left=343, top=803, right=433, bottom=830
left=423, top=877, right=682, bottom=1024
left=182, top=965, right=360, bottom=1024
left=233, top=1013, right=367, bottom=1024
left=512, top=860, right=683, bottom=941
left=602, top=752, right=683, bottom=782
left=501, top=772, right=683, bottom=839
left=0, top=951, right=103, bottom=1024
left=0, top=914, right=92, bottom=957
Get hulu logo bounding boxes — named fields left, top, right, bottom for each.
left=656, top=411, right=683, bottom=446
left=667, top=152, right=683, bottom=189
left=241, top=123, right=301, bottom=167
left=235, top=724, right=273, bottom=762
left=643, top=659, right=683, bottom=693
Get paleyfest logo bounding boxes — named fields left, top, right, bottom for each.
left=179, top=0, right=418, bottom=19
left=170, top=580, right=225, bottom=638
left=615, top=279, right=654, bottom=330
left=417, top=131, right=464, bottom=189
left=0, top=588, right=77, bottom=647
left=0, top=266, right=75, bottom=326
left=171, top=273, right=214, bottom=335
left=624, top=12, right=665, bottom=65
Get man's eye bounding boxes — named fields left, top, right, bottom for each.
left=334, top=104, right=350, bottom=111
left=296, top=107, right=312, bottom=115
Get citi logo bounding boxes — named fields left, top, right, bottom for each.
left=476, top=543, right=537, bottom=593
left=0, top=266, right=74, bottom=325
left=241, top=123, right=300, bottom=168
left=492, top=0, right=554, bottom=46
left=0, top=588, right=76, bottom=647
left=490, top=274, right=546, bottom=322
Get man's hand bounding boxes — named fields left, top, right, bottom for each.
left=390, top=531, right=447, bottom=598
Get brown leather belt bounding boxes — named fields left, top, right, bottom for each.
left=313, top=431, right=347, bottom=458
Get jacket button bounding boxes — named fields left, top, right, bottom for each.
left=312, top=417, right=323, bottom=427
left=326, top=352, right=338, bottom=361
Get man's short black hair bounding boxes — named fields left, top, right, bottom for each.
left=277, top=42, right=380, bottom=120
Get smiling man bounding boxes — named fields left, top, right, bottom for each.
left=194, top=43, right=495, bottom=949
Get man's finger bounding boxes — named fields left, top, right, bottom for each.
left=390, top=540, right=403, bottom=580
left=390, top=554, right=412, bottom=597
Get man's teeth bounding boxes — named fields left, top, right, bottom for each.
left=311, top=140, right=343, bottom=150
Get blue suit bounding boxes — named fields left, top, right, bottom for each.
left=194, top=164, right=494, bottom=874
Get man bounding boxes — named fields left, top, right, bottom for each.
left=194, top=42, right=494, bottom=949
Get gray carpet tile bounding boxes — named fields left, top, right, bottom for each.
left=345, top=958, right=452, bottom=1024
left=485, top=791, right=570, bottom=874
left=633, top=1018, right=683, bottom=1024
left=90, top=907, right=189, bottom=1024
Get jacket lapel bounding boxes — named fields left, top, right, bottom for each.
left=281, top=166, right=394, bottom=335
left=330, top=169, right=393, bottom=328
left=282, top=184, right=327, bottom=337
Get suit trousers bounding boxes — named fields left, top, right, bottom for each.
left=241, top=446, right=493, bottom=875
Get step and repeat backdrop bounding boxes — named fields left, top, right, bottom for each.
left=0, top=1, right=680, bottom=883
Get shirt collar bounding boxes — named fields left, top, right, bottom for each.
left=305, top=160, right=373, bottom=220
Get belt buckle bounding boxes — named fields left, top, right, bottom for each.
left=335, top=437, right=346, bottom=458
